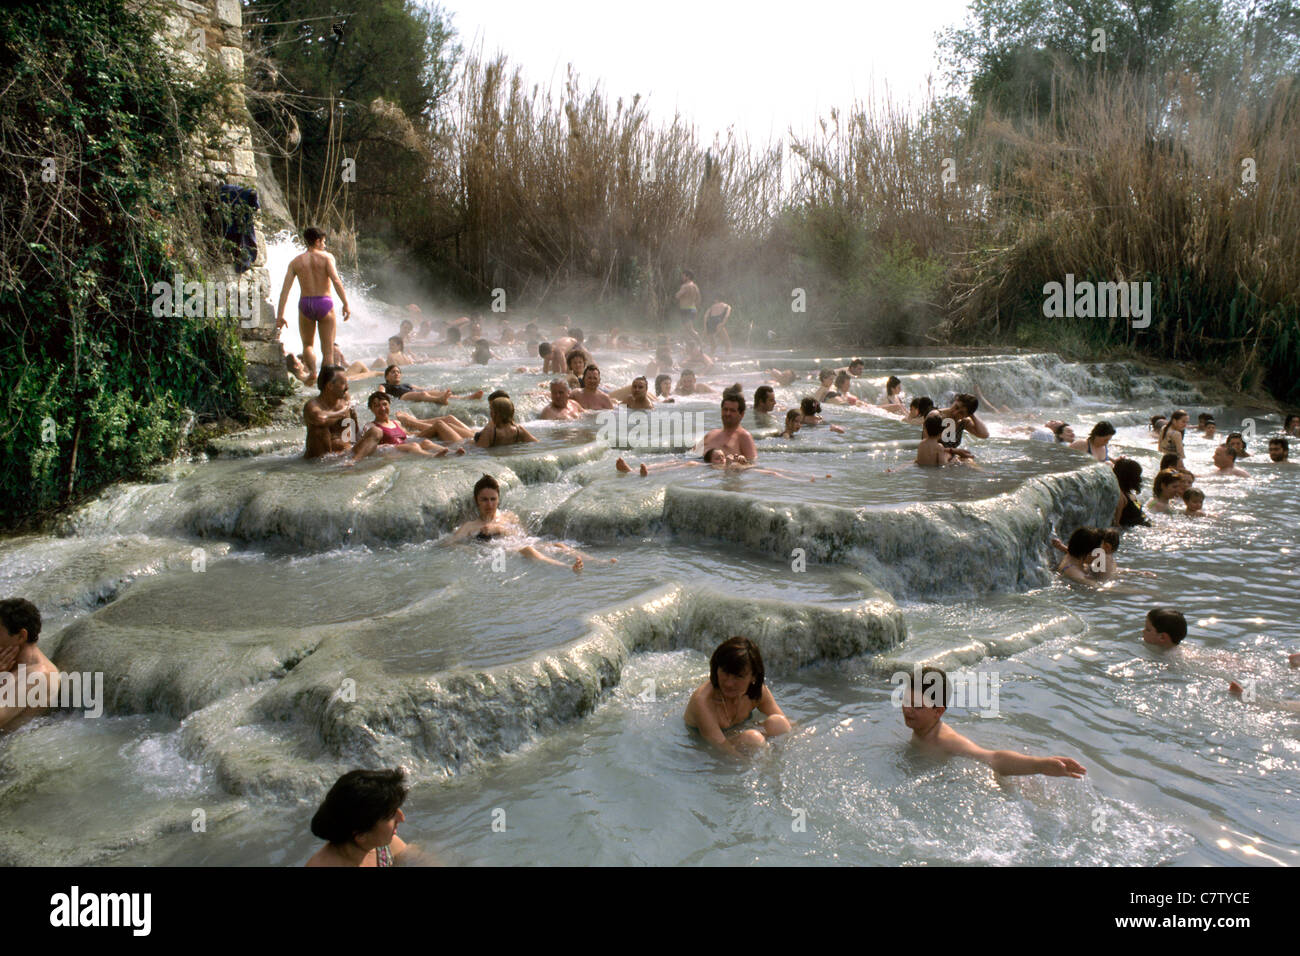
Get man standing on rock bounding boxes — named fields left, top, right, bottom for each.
left=276, top=226, right=351, bottom=386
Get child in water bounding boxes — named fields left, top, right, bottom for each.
left=781, top=409, right=802, bottom=438
left=898, top=667, right=1087, bottom=777
left=685, top=636, right=791, bottom=756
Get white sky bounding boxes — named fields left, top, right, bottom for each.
left=434, top=0, right=974, bottom=147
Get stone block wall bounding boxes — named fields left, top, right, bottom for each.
left=157, top=0, right=286, bottom=387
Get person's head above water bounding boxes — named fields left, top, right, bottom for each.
left=472, top=339, right=492, bottom=364
left=885, top=375, right=901, bottom=394
left=566, top=350, right=588, bottom=375
left=317, top=365, right=347, bottom=397
left=1051, top=421, right=1075, bottom=443
left=366, top=391, right=392, bottom=414
left=549, top=379, right=571, bottom=405
left=710, top=636, right=764, bottom=700
left=0, top=597, right=41, bottom=645
left=1182, top=487, right=1205, bottom=511
left=310, top=768, right=408, bottom=849
left=1087, top=421, right=1116, bottom=443
left=1150, top=415, right=1166, bottom=431
left=1226, top=432, right=1248, bottom=455
left=1268, top=437, right=1289, bottom=461
left=818, top=368, right=835, bottom=386
left=800, top=397, right=822, bottom=417
left=754, top=385, right=775, bottom=413
left=923, top=412, right=946, bottom=437
left=721, top=393, right=745, bottom=424
left=1113, top=457, right=1143, bottom=496
left=489, top=396, right=516, bottom=425
left=473, top=474, right=500, bottom=517
left=582, top=365, right=601, bottom=389
left=1212, top=444, right=1238, bottom=469
left=384, top=365, right=401, bottom=384
left=538, top=341, right=553, bottom=359
left=1153, top=467, right=1182, bottom=499
left=834, top=371, right=852, bottom=391
left=952, top=393, right=979, bottom=416
left=1066, top=526, right=1104, bottom=559
left=630, top=375, right=648, bottom=398
left=849, top=359, right=865, bottom=375
left=909, top=396, right=934, bottom=418
left=1143, top=607, right=1187, bottom=647
left=303, top=225, right=327, bottom=249
left=655, top=373, right=672, bottom=397
left=899, top=666, right=952, bottom=734
left=784, top=408, right=801, bottom=432
left=1285, top=413, right=1300, bottom=435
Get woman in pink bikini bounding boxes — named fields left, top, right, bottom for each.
left=350, top=392, right=463, bottom=463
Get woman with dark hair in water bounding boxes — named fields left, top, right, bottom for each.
left=1148, top=468, right=1184, bottom=513
left=684, top=636, right=791, bottom=755
left=451, top=475, right=607, bottom=572
left=306, top=768, right=418, bottom=867
left=1158, top=410, right=1189, bottom=464
left=1112, top=458, right=1149, bottom=526
left=1070, top=421, right=1116, bottom=463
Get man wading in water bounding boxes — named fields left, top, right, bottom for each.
left=276, top=226, right=352, bottom=386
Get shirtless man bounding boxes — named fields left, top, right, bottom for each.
left=1211, top=443, right=1249, bottom=477
left=685, top=637, right=790, bottom=755
left=674, top=269, right=701, bottom=331
left=899, top=667, right=1086, bottom=778
left=538, top=342, right=567, bottom=375
left=915, top=413, right=960, bottom=466
left=1268, top=437, right=1289, bottom=462
left=0, top=598, right=60, bottom=733
left=933, top=393, right=989, bottom=451
left=676, top=369, right=715, bottom=396
left=573, top=365, right=615, bottom=411
left=703, top=301, right=732, bottom=353
left=276, top=226, right=351, bottom=386
left=303, top=365, right=360, bottom=458
left=700, top=394, right=758, bottom=462
left=753, top=385, right=777, bottom=419
left=552, top=328, right=582, bottom=359
left=621, top=376, right=655, bottom=410
left=539, top=379, right=585, bottom=420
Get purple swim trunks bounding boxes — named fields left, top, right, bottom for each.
left=299, top=295, right=333, bottom=321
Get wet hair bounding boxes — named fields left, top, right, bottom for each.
left=902, top=666, right=951, bottom=707
left=754, top=385, right=775, bottom=407
left=834, top=371, right=851, bottom=387
left=1159, top=453, right=1181, bottom=472
left=303, top=226, right=326, bottom=245
left=582, top=364, right=600, bottom=383
left=721, top=393, right=746, bottom=415
left=702, top=448, right=725, bottom=464
left=631, top=376, right=648, bottom=389
left=490, top=396, right=515, bottom=425
left=1285, top=414, right=1299, bottom=430
left=1112, top=457, right=1143, bottom=496
left=366, top=391, right=391, bottom=410
left=1147, top=607, right=1187, bottom=645
left=1050, top=421, right=1071, bottom=441
left=909, top=396, right=934, bottom=417
left=654, top=374, right=672, bottom=396
left=0, top=597, right=41, bottom=644
left=784, top=409, right=801, bottom=427
left=886, top=375, right=901, bottom=392
left=1066, top=526, right=1104, bottom=559
left=384, top=365, right=400, bottom=377
left=1160, top=409, right=1188, bottom=445
left=284, top=353, right=300, bottom=371
left=550, top=378, right=569, bottom=392
left=721, top=382, right=744, bottom=400
left=953, top=393, right=978, bottom=414
left=1099, top=527, right=1120, bottom=550
left=680, top=368, right=696, bottom=380
left=1182, top=488, right=1205, bottom=505
left=1153, top=467, right=1182, bottom=498
left=800, top=397, right=821, bottom=416
left=850, top=359, right=865, bottom=370
left=923, top=412, right=945, bottom=437
left=1269, top=437, right=1289, bottom=453
left=317, top=365, right=344, bottom=391
left=1088, top=421, right=1116, bottom=441
left=310, top=768, right=408, bottom=846
left=473, top=474, right=500, bottom=500
left=389, top=336, right=404, bottom=350
left=486, top=389, right=509, bottom=403
left=709, top=636, right=764, bottom=699
left=1217, top=443, right=1239, bottom=461
left=818, top=368, right=835, bottom=384
left=538, top=342, right=552, bottom=357
left=567, top=350, right=588, bottom=369
left=1226, top=431, right=1246, bottom=448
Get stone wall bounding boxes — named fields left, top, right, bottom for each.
left=157, top=0, right=286, bottom=387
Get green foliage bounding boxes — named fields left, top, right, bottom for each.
left=0, top=0, right=253, bottom=528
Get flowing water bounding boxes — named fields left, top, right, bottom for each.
left=2, top=331, right=1297, bottom=866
